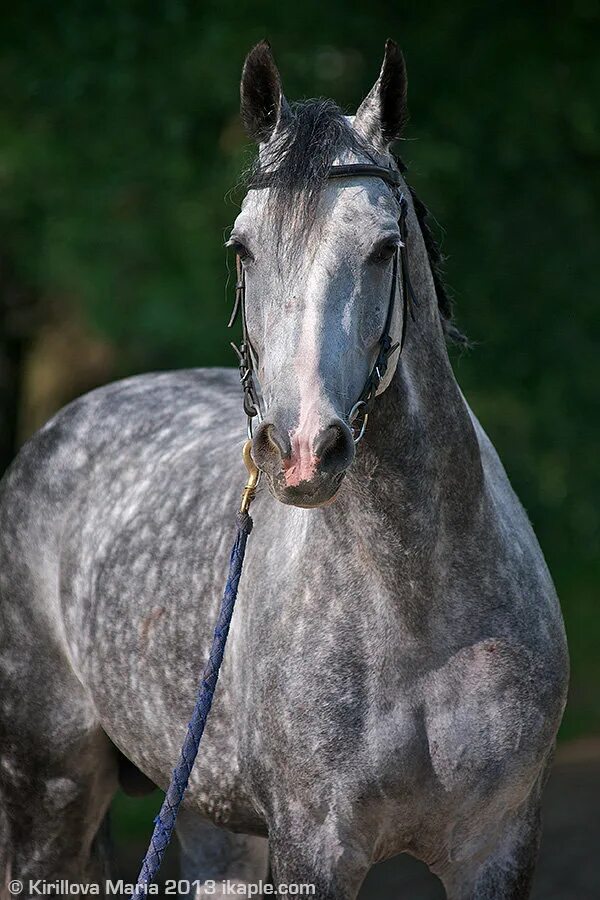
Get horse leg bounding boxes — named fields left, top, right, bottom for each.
left=439, top=802, right=542, bottom=900
left=175, top=809, right=268, bottom=896
left=0, top=656, right=119, bottom=888
left=268, top=817, right=371, bottom=900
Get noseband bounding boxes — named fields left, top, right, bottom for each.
left=229, top=163, right=417, bottom=442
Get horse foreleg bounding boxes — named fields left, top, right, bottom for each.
left=268, top=817, right=370, bottom=900
left=439, top=802, right=542, bottom=900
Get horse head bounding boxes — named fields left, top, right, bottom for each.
left=230, top=40, right=410, bottom=508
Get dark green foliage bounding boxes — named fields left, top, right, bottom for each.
left=1, top=2, right=598, bottom=735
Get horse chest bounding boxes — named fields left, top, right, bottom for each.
left=233, top=628, right=560, bottom=853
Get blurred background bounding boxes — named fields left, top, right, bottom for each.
left=1, top=1, right=598, bottom=894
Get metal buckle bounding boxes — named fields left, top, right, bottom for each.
left=348, top=400, right=369, bottom=444
left=246, top=407, right=263, bottom=441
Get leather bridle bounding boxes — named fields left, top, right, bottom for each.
left=229, top=163, right=417, bottom=442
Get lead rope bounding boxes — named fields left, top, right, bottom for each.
left=129, top=442, right=260, bottom=897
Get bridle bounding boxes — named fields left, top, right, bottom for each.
left=229, top=163, right=417, bottom=443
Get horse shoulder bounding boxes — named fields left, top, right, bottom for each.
left=421, top=635, right=566, bottom=815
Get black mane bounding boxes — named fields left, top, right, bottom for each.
left=402, top=166, right=467, bottom=346
left=246, top=98, right=465, bottom=344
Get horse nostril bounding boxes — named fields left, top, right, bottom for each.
left=268, top=425, right=290, bottom=460
left=314, top=420, right=355, bottom=475
left=252, top=421, right=290, bottom=476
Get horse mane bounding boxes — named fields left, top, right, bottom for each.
left=246, top=98, right=466, bottom=345
left=397, top=158, right=468, bottom=346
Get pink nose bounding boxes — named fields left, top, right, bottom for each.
left=252, top=418, right=355, bottom=487
left=284, top=431, right=319, bottom=487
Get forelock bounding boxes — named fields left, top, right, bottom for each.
left=245, top=99, right=377, bottom=242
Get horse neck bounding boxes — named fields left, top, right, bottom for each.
left=332, top=205, right=484, bottom=558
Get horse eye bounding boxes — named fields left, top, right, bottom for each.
left=369, top=240, right=398, bottom=264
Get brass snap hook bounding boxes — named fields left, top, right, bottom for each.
left=240, top=439, right=261, bottom=513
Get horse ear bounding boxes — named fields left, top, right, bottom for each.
left=354, top=40, right=408, bottom=151
left=240, top=41, right=290, bottom=144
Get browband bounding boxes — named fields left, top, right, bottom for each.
left=250, top=163, right=402, bottom=190
left=326, top=164, right=402, bottom=187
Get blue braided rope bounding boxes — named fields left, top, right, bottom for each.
left=130, top=510, right=254, bottom=896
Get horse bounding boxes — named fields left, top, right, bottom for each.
left=0, top=40, right=568, bottom=899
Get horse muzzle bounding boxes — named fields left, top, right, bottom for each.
left=252, top=417, right=355, bottom=508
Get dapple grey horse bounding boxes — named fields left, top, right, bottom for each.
left=0, top=40, right=568, bottom=899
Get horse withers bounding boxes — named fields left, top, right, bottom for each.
left=0, top=40, right=568, bottom=899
